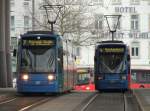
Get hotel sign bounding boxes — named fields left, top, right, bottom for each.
left=99, top=32, right=150, bottom=39
left=115, top=7, right=136, bottom=13
left=128, top=32, right=150, bottom=39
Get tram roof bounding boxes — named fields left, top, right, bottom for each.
left=21, top=31, right=61, bottom=39
left=97, top=40, right=125, bottom=45
left=99, top=40, right=123, bottom=43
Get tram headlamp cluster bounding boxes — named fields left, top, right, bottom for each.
left=97, top=76, right=103, bottom=80
left=48, top=75, right=55, bottom=81
left=22, top=74, right=29, bottom=81
left=121, top=75, right=127, bottom=80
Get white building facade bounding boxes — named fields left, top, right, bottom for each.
left=10, top=0, right=31, bottom=74
left=10, top=0, right=43, bottom=74
left=77, top=0, right=150, bottom=72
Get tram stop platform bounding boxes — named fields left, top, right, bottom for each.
left=133, top=89, right=150, bottom=111
left=0, top=88, right=16, bottom=95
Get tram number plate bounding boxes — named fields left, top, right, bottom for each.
left=35, top=81, right=41, bottom=85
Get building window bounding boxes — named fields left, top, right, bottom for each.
left=11, top=16, right=15, bottom=31
left=43, top=15, right=47, bottom=25
left=149, top=43, right=150, bottom=59
left=131, top=42, right=140, bottom=58
left=10, top=0, right=15, bottom=7
left=130, top=0, right=140, bottom=5
left=11, top=37, right=18, bottom=51
left=149, top=15, right=150, bottom=31
left=24, top=16, right=29, bottom=31
left=94, top=14, right=103, bottom=30
left=23, top=1, right=29, bottom=10
left=42, top=15, right=48, bottom=29
left=131, top=15, right=139, bottom=31
left=112, top=0, right=121, bottom=5
left=76, top=47, right=81, bottom=57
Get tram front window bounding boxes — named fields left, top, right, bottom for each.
left=99, top=52, right=126, bottom=74
left=21, top=47, right=55, bottom=73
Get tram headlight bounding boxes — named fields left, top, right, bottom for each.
left=48, top=75, right=55, bottom=81
left=97, top=76, right=103, bottom=80
left=22, top=74, right=29, bottom=81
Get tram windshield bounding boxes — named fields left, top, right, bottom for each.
left=99, top=47, right=126, bottom=74
left=20, top=39, right=56, bottom=73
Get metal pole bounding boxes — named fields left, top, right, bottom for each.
left=111, top=31, right=115, bottom=41
left=5, top=0, right=12, bottom=87
left=51, top=22, right=54, bottom=33
left=49, top=21, right=54, bottom=33
left=0, top=0, right=7, bottom=87
left=32, top=0, right=35, bottom=30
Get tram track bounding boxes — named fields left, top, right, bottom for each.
left=78, top=92, right=128, bottom=111
left=80, top=94, right=99, bottom=111
left=0, top=97, right=17, bottom=105
left=0, top=94, right=58, bottom=111
left=18, top=97, right=51, bottom=111
left=123, top=92, right=127, bottom=111
left=0, top=94, right=17, bottom=105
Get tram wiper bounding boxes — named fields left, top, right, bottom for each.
left=26, top=50, right=33, bottom=71
left=48, top=51, right=55, bottom=71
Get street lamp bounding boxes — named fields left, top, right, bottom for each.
left=40, top=4, right=63, bottom=33
left=104, top=15, right=121, bottom=41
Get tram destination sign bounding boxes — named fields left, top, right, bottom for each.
left=100, top=47, right=124, bottom=53
left=22, top=39, right=55, bottom=46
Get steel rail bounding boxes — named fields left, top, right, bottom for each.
left=80, top=94, right=99, bottom=111
left=80, top=92, right=128, bottom=111
left=18, top=97, right=53, bottom=111
left=123, top=93, right=127, bottom=111
left=0, top=97, right=17, bottom=105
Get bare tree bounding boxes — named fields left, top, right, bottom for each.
left=30, top=0, right=95, bottom=46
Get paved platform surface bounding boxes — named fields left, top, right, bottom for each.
left=0, top=88, right=16, bottom=95
left=29, top=91, right=94, bottom=111
left=133, top=89, right=150, bottom=111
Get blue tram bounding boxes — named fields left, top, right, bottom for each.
left=94, top=41, right=130, bottom=91
left=15, top=31, right=76, bottom=93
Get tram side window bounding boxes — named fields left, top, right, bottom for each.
left=58, top=47, right=63, bottom=73
left=131, top=72, right=137, bottom=81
